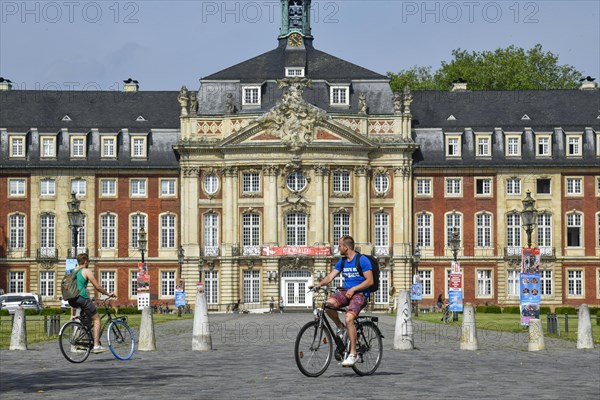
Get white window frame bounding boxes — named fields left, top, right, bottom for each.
left=70, top=136, right=86, bottom=158
left=243, top=270, right=261, bottom=303
left=71, top=179, right=87, bottom=197
left=203, top=213, right=219, bottom=253
left=445, top=135, right=462, bottom=157
left=101, top=136, right=117, bottom=158
left=242, top=86, right=261, bottom=106
left=100, top=271, right=117, bottom=294
left=506, top=213, right=521, bottom=249
left=40, top=271, right=55, bottom=297
left=160, top=214, right=177, bottom=249
left=536, top=178, right=552, bottom=195
left=505, top=135, right=521, bottom=157
left=204, top=270, right=219, bottom=304
left=445, top=177, right=462, bottom=197
left=332, top=171, right=350, bottom=193
left=566, top=269, right=584, bottom=297
left=506, top=178, right=521, bottom=196
left=374, top=212, right=390, bottom=247
left=72, top=215, right=86, bottom=252
left=333, top=213, right=351, bottom=250
left=242, top=172, right=261, bottom=193
left=242, top=213, right=261, bottom=249
left=374, top=270, right=389, bottom=304
left=476, top=212, right=492, bottom=248
left=160, top=178, right=177, bottom=197
left=330, top=86, right=349, bottom=106
left=476, top=135, right=491, bottom=157
left=418, top=270, right=433, bottom=297
left=286, top=213, right=307, bottom=246
left=476, top=269, right=493, bottom=298
left=100, top=178, right=117, bottom=197
left=9, top=271, right=25, bottom=293
left=416, top=213, right=432, bottom=248
left=475, top=177, right=492, bottom=197
left=446, top=213, right=462, bottom=247
left=130, top=270, right=138, bottom=297
left=9, top=213, right=26, bottom=250
left=535, top=135, right=552, bottom=157
left=131, top=136, right=147, bottom=158
left=100, top=213, right=117, bottom=249
left=374, top=173, right=390, bottom=194
left=41, top=136, right=56, bottom=158
left=40, top=178, right=56, bottom=197
left=416, top=178, right=432, bottom=196
left=566, top=134, right=582, bottom=157
left=130, top=178, right=147, bottom=197
left=204, top=174, right=219, bottom=195
left=286, top=171, right=308, bottom=192
left=130, top=213, right=147, bottom=249
left=507, top=270, right=519, bottom=297
left=160, top=270, right=176, bottom=297
left=9, top=136, right=26, bottom=158
left=566, top=212, right=582, bottom=248
left=285, top=67, right=305, bottom=77
left=540, top=270, right=553, bottom=296
left=565, top=177, right=583, bottom=196
left=537, top=213, right=553, bottom=249
left=40, top=213, right=55, bottom=252
left=9, top=178, right=26, bottom=197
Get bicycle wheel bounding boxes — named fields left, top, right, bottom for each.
left=352, top=321, right=383, bottom=376
left=107, top=320, right=135, bottom=360
left=295, top=320, right=333, bottom=377
left=59, top=321, right=91, bottom=363
left=444, top=311, right=451, bottom=324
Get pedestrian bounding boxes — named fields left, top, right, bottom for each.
left=269, top=297, right=275, bottom=313
left=279, top=296, right=284, bottom=313
left=437, top=294, right=443, bottom=311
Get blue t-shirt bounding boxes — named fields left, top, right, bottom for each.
left=334, top=253, right=373, bottom=298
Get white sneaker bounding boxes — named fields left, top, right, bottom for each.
left=91, top=345, right=106, bottom=354
left=342, top=353, right=358, bottom=367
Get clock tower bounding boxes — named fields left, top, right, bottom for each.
left=279, top=0, right=313, bottom=45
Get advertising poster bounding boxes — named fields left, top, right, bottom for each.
left=175, top=289, right=186, bottom=308
left=137, top=262, right=150, bottom=291
left=521, top=248, right=541, bottom=273
left=411, top=283, right=423, bottom=300
left=448, top=290, right=463, bottom=312
left=520, top=272, right=541, bottom=326
left=65, top=258, right=78, bottom=275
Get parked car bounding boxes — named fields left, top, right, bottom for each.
left=0, top=294, right=39, bottom=314
left=19, top=299, right=42, bottom=313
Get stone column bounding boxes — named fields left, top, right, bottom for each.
left=314, top=165, right=328, bottom=244
left=355, top=166, right=370, bottom=247
left=323, top=170, right=331, bottom=245
left=222, top=167, right=237, bottom=252
left=182, top=168, right=200, bottom=258
left=263, top=166, right=280, bottom=245
left=231, top=169, right=239, bottom=247
left=393, top=167, right=405, bottom=258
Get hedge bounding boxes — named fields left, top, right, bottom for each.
left=0, top=309, right=9, bottom=316
left=502, top=306, right=520, bottom=314
left=555, top=306, right=577, bottom=315
left=539, top=306, right=551, bottom=315
left=116, top=307, right=141, bottom=315
left=476, top=305, right=502, bottom=313
left=588, top=307, right=599, bottom=315
left=40, top=308, right=68, bottom=316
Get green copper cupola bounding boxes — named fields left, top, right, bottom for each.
left=279, top=0, right=313, bottom=39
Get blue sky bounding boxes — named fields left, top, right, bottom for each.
left=1, top=1, right=598, bottom=90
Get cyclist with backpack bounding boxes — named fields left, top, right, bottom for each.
left=66, top=253, right=115, bottom=353
left=310, top=235, right=374, bottom=367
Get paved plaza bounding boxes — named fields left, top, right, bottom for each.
left=0, top=313, right=598, bottom=399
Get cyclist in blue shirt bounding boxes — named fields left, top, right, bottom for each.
left=311, top=235, right=373, bottom=367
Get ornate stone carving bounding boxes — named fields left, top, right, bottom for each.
left=178, top=86, right=189, bottom=117
left=183, top=167, right=200, bottom=177
left=314, top=164, right=330, bottom=176
left=333, top=207, right=351, bottom=214
left=257, top=78, right=328, bottom=151
left=358, top=92, right=368, bottom=115
left=222, top=166, right=238, bottom=177
left=189, top=91, right=198, bottom=116
left=262, top=165, right=280, bottom=176
left=226, top=93, right=235, bottom=114
left=279, top=257, right=314, bottom=270
left=393, top=92, right=402, bottom=114
left=403, top=86, right=413, bottom=113
left=354, top=166, right=370, bottom=176
left=393, top=166, right=411, bottom=178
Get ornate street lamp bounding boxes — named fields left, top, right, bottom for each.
left=67, top=192, right=84, bottom=258
left=178, top=245, right=185, bottom=276
left=412, top=245, right=421, bottom=317
left=521, top=191, right=538, bottom=248
left=449, top=227, right=461, bottom=262
left=138, top=226, right=147, bottom=263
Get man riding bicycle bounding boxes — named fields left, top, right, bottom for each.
left=68, top=253, right=115, bottom=353
left=310, top=235, right=374, bottom=367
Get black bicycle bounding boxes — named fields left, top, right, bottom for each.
left=58, top=297, right=135, bottom=363
left=294, top=287, right=384, bottom=377
left=441, top=304, right=452, bottom=324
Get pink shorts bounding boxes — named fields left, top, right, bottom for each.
left=329, top=289, right=368, bottom=317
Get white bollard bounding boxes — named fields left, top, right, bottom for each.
left=393, top=291, right=414, bottom=350
left=528, top=319, right=545, bottom=351
left=577, top=304, right=594, bottom=349
left=138, top=306, right=156, bottom=351
left=460, top=303, right=478, bottom=351
left=192, top=291, right=212, bottom=351
left=9, top=307, right=27, bottom=350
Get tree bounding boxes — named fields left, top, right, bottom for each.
left=388, top=44, right=584, bottom=91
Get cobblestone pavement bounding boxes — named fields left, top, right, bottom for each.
left=1, top=313, right=598, bottom=400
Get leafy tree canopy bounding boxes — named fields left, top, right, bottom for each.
left=388, top=44, right=584, bottom=92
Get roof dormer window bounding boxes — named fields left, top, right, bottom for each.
left=242, top=86, right=261, bottom=106
left=330, top=86, right=349, bottom=106
left=285, top=68, right=305, bottom=77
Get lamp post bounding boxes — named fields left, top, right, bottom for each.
left=448, top=226, right=461, bottom=321
left=412, top=245, right=421, bottom=317
left=138, top=226, right=147, bottom=264
left=521, top=191, right=538, bottom=248
left=178, top=245, right=185, bottom=277
left=67, top=192, right=84, bottom=258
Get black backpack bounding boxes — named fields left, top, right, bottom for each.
left=341, top=253, right=380, bottom=292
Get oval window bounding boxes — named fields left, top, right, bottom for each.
left=204, top=174, right=219, bottom=194
left=286, top=171, right=307, bottom=192
left=374, top=174, right=389, bottom=193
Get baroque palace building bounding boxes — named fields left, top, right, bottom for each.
left=1, top=0, right=599, bottom=310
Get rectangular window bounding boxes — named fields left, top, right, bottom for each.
left=101, top=214, right=116, bottom=248
left=445, top=178, right=461, bottom=196
left=416, top=213, right=432, bottom=247
left=374, top=212, right=389, bottom=247
left=72, top=216, right=86, bottom=252
left=10, top=136, right=25, bottom=157
left=130, top=271, right=138, bottom=297
left=475, top=178, right=492, bottom=196
left=41, top=137, right=56, bottom=158
left=131, top=179, right=147, bottom=196
left=506, top=178, right=521, bottom=195
left=332, top=171, right=350, bottom=193
left=567, top=136, right=581, bottom=156
left=477, top=136, right=490, bottom=157
left=40, top=271, right=55, bottom=297
left=566, top=178, right=583, bottom=195
left=536, top=179, right=551, bottom=195
left=71, top=179, right=86, bottom=196
left=506, top=136, right=521, bottom=156
left=417, top=270, right=432, bottom=296
left=9, top=271, right=25, bottom=293
left=40, top=179, right=56, bottom=196
left=446, top=213, right=461, bottom=246
left=286, top=213, right=307, bottom=246
left=476, top=213, right=492, bottom=247
left=333, top=213, right=351, bottom=242
left=9, top=214, right=25, bottom=249
left=243, top=270, right=260, bottom=303
left=416, top=178, right=432, bottom=195
left=477, top=269, right=492, bottom=297
left=536, top=136, right=551, bottom=156
left=285, top=68, right=305, bottom=77
left=100, top=271, right=116, bottom=294
left=100, top=179, right=117, bottom=196
left=566, top=213, right=582, bottom=247
left=203, top=213, right=219, bottom=254
left=506, top=214, right=521, bottom=248
left=102, top=137, right=116, bottom=158
left=204, top=270, right=219, bottom=304
left=507, top=270, right=519, bottom=296
left=161, top=215, right=176, bottom=248
left=9, top=179, right=26, bottom=196
left=40, top=214, right=55, bottom=253
left=160, top=179, right=177, bottom=197
left=243, top=86, right=261, bottom=105
left=71, top=137, right=85, bottom=158
left=446, top=137, right=461, bottom=157
left=540, top=270, right=553, bottom=296
left=131, top=214, right=146, bottom=249
left=567, top=270, right=583, bottom=296
left=242, top=172, right=260, bottom=193
left=374, top=270, right=389, bottom=304
left=242, top=213, right=260, bottom=248
left=132, top=137, right=147, bottom=158
left=161, top=271, right=176, bottom=296
left=331, top=87, right=349, bottom=105
left=537, top=214, right=552, bottom=249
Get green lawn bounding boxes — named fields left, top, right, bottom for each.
left=408, top=311, right=600, bottom=343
